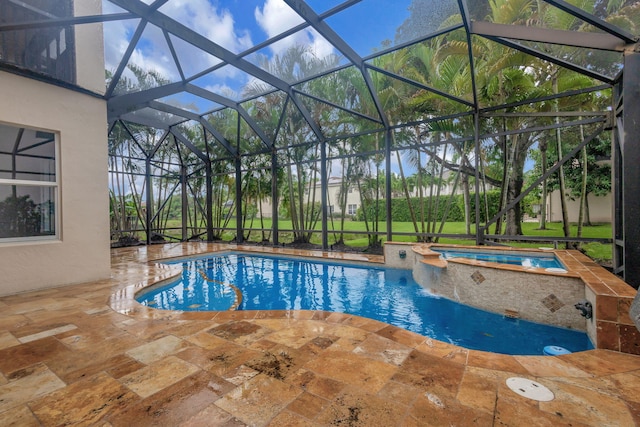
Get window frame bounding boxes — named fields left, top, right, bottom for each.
left=0, top=122, right=60, bottom=244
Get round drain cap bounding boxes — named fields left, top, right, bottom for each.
left=543, top=345, right=571, bottom=356
left=506, top=377, right=555, bottom=401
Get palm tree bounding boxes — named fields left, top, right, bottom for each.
left=243, top=45, right=341, bottom=244
left=395, top=23, right=485, bottom=237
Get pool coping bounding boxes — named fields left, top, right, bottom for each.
left=410, top=243, right=576, bottom=276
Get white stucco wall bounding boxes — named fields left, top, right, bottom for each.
left=546, top=190, right=612, bottom=223
left=325, top=182, right=360, bottom=214
left=0, top=72, right=110, bottom=296
left=74, top=0, right=105, bottom=94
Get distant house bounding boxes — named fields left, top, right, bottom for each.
left=259, top=170, right=474, bottom=218
left=259, top=171, right=611, bottom=223
left=309, top=176, right=361, bottom=216
left=407, top=170, right=475, bottom=198
left=258, top=176, right=360, bottom=218
left=545, top=190, right=612, bottom=223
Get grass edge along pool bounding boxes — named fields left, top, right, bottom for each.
left=136, top=252, right=592, bottom=355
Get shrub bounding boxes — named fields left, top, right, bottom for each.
left=458, top=190, right=502, bottom=222
left=357, top=194, right=464, bottom=222
left=355, top=190, right=503, bottom=223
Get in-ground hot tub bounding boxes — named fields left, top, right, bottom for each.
left=384, top=243, right=599, bottom=345
left=431, top=247, right=567, bottom=271
left=385, top=242, right=639, bottom=354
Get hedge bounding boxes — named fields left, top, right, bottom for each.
left=356, top=190, right=503, bottom=223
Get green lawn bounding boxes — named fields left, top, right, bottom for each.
left=153, top=219, right=613, bottom=262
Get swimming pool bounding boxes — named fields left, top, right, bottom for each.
left=136, top=252, right=592, bottom=355
left=433, top=249, right=565, bottom=270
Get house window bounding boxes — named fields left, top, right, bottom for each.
left=0, top=123, right=58, bottom=241
left=348, top=204, right=357, bottom=215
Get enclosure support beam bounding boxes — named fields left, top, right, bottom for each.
left=474, top=111, right=483, bottom=245
left=385, top=129, right=392, bottom=243
left=181, top=165, right=188, bottom=241
left=470, top=21, right=626, bottom=51
left=544, top=0, right=637, bottom=43
left=205, top=163, right=213, bottom=242
left=620, top=51, right=640, bottom=289
left=320, top=139, right=329, bottom=250
left=235, top=155, right=243, bottom=244
left=145, top=157, right=152, bottom=246
left=483, top=35, right=612, bottom=84
left=271, top=149, right=279, bottom=246
left=613, top=110, right=624, bottom=276
left=202, top=127, right=214, bottom=242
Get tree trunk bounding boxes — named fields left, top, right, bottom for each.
left=539, top=141, right=548, bottom=230
left=432, top=142, right=449, bottom=235
left=436, top=171, right=461, bottom=242
left=495, top=120, right=509, bottom=235
left=577, top=141, right=588, bottom=242
left=416, top=146, right=426, bottom=241
left=296, top=164, right=306, bottom=243
left=396, top=150, right=419, bottom=234
left=462, top=172, right=471, bottom=235
left=286, top=163, right=299, bottom=241
left=554, top=77, right=571, bottom=247
left=461, top=155, right=471, bottom=235
left=258, top=178, right=266, bottom=241
left=337, top=158, right=349, bottom=245
left=356, top=178, right=372, bottom=237
left=479, top=151, right=490, bottom=226
left=504, top=135, right=526, bottom=236
left=426, top=160, right=436, bottom=235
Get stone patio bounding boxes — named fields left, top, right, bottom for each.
left=0, top=243, right=639, bottom=426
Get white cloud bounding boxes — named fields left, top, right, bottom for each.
left=159, top=0, right=253, bottom=53
left=168, top=35, right=222, bottom=78
left=307, top=28, right=336, bottom=59
left=102, top=16, right=137, bottom=73
left=128, top=46, right=178, bottom=82
left=254, top=0, right=335, bottom=60
left=204, top=83, right=238, bottom=100
left=103, top=0, right=255, bottom=84
left=254, top=0, right=304, bottom=38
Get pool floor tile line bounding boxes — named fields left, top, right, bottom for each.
left=0, top=242, right=638, bottom=425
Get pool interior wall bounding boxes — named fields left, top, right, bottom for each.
left=415, top=255, right=586, bottom=330
left=384, top=242, right=640, bottom=355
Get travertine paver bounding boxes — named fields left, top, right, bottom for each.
left=0, top=242, right=636, bottom=425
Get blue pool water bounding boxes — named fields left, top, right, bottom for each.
left=434, top=250, right=565, bottom=269
left=137, top=253, right=592, bottom=355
